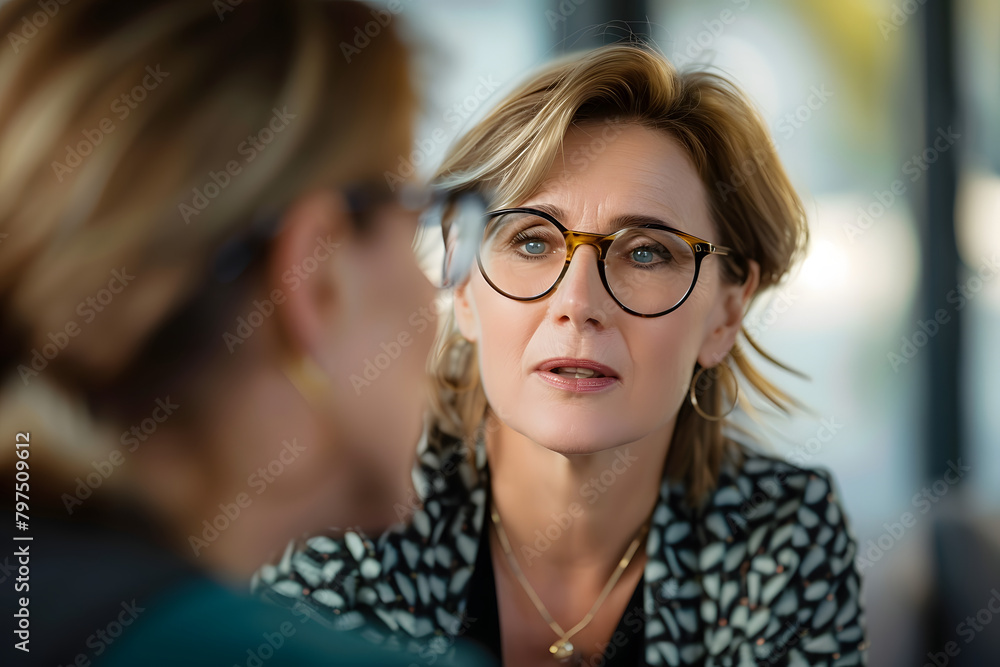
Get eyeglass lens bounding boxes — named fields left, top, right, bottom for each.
left=480, top=211, right=698, bottom=315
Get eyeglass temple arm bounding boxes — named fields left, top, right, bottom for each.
left=690, top=239, right=752, bottom=284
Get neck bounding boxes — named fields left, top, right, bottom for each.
left=486, top=417, right=672, bottom=574
left=145, top=369, right=414, bottom=583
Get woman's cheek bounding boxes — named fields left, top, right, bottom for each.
left=625, top=323, right=685, bottom=393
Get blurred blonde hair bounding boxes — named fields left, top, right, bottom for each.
left=429, top=44, right=807, bottom=507
left=0, top=0, right=414, bottom=491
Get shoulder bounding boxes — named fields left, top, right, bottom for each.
left=701, top=440, right=859, bottom=597
left=683, top=440, right=867, bottom=663
left=99, top=577, right=426, bottom=666
left=709, top=441, right=850, bottom=540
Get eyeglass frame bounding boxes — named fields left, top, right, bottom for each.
left=476, top=207, right=745, bottom=318
left=214, top=181, right=434, bottom=284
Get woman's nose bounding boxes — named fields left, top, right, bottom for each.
left=546, top=243, right=616, bottom=329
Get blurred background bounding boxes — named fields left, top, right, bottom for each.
left=391, top=0, right=1000, bottom=664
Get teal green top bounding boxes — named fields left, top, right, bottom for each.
left=99, top=576, right=492, bottom=666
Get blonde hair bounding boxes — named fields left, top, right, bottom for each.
left=0, top=0, right=414, bottom=487
left=429, top=44, right=807, bottom=508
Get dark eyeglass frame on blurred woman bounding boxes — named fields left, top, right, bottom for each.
left=213, top=182, right=433, bottom=285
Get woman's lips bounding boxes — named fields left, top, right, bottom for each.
left=534, top=358, right=620, bottom=393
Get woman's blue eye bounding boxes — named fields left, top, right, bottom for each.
left=523, top=240, right=547, bottom=254
left=631, top=248, right=655, bottom=263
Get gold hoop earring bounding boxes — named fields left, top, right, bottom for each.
left=436, top=332, right=477, bottom=392
left=689, top=363, right=739, bottom=422
left=283, top=354, right=329, bottom=406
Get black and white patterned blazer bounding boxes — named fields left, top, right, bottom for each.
left=253, top=424, right=868, bottom=666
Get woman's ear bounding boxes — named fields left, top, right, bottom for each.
left=452, top=278, right=479, bottom=342
left=697, top=259, right=761, bottom=367
left=268, top=189, right=351, bottom=362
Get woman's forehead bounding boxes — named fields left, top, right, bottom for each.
left=524, top=124, right=713, bottom=236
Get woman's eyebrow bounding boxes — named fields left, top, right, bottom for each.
left=528, top=202, right=567, bottom=220
left=527, top=203, right=681, bottom=232
left=606, top=213, right=680, bottom=231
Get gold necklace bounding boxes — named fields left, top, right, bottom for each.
left=489, top=502, right=650, bottom=663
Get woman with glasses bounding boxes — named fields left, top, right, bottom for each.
left=257, top=45, right=868, bottom=666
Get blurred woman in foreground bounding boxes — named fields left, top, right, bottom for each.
left=0, top=0, right=488, bottom=664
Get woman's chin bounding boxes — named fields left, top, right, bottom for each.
left=512, top=422, right=639, bottom=457
left=542, top=441, right=619, bottom=457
